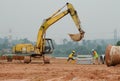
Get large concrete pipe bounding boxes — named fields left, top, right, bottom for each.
left=105, top=45, right=120, bottom=66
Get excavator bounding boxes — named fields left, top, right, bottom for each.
left=12, top=2, right=85, bottom=63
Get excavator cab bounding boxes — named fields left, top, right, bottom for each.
left=44, top=38, right=54, bottom=54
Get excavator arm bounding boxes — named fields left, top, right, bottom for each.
left=35, top=2, right=85, bottom=54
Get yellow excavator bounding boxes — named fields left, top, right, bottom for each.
left=12, top=2, right=85, bottom=63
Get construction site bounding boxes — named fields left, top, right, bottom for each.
left=0, top=55, right=120, bottom=81
left=0, top=1, right=120, bottom=81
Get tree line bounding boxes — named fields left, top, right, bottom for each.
left=52, top=39, right=117, bottom=57
left=0, top=37, right=119, bottom=57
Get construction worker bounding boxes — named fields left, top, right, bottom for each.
left=92, top=49, right=99, bottom=64
left=67, top=50, right=76, bottom=63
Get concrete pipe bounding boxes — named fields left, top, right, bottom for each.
left=105, top=45, right=120, bottom=66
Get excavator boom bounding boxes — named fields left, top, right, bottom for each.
left=36, top=2, right=85, bottom=54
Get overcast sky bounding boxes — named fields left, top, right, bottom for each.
left=0, top=0, right=120, bottom=44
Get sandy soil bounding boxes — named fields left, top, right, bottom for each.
left=0, top=57, right=120, bottom=81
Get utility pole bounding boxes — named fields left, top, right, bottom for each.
left=8, top=28, right=12, bottom=48
left=114, top=29, right=118, bottom=45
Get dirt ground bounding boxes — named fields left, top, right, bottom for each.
left=0, top=57, right=120, bottom=81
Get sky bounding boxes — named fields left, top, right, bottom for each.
left=0, top=0, right=120, bottom=44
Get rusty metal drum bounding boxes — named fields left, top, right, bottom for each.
left=105, top=45, right=120, bottom=66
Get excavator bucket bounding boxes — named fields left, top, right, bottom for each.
left=69, top=32, right=85, bottom=41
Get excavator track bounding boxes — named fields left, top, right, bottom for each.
left=24, top=56, right=31, bottom=63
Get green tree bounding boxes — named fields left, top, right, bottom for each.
left=116, top=41, right=120, bottom=46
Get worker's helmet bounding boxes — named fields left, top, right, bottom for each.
left=72, top=50, right=75, bottom=53
left=91, top=49, right=94, bottom=52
